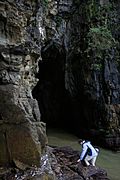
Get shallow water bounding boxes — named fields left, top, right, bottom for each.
left=47, top=128, right=120, bottom=180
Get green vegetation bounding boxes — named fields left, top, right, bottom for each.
left=71, top=1, right=120, bottom=72
left=55, top=16, right=62, bottom=27
left=78, top=0, right=120, bottom=71
left=85, top=0, right=113, bottom=26
left=86, top=26, right=118, bottom=71
left=87, top=27, right=116, bottom=50
left=43, top=0, right=48, bottom=7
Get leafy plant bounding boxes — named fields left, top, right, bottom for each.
left=43, top=0, right=48, bottom=6
left=87, top=27, right=116, bottom=50
left=55, top=16, right=62, bottom=27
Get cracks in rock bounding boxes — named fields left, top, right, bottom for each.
left=4, top=132, right=11, bottom=164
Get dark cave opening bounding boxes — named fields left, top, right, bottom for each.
left=32, top=43, right=101, bottom=142
left=32, top=43, right=74, bottom=131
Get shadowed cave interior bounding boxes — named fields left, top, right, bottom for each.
left=32, top=43, right=101, bottom=140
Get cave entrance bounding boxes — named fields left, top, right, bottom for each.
left=32, top=42, right=98, bottom=137
left=32, top=42, right=73, bottom=131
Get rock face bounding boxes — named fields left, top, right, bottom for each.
left=32, top=0, right=120, bottom=150
left=0, top=0, right=120, bottom=169
left=51, top=146, right=110, bottom=180
left=0, top=146, right=110, bottom=180
left=0, top=0, right=47, bottom=166
left=64, top=0, right=120, bottom=150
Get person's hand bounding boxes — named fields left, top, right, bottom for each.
left=77, top=159, right=80, bottom=162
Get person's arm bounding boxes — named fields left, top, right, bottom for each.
left=80, top=144, right=88, bottom=160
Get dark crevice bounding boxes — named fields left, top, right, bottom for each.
left=4, top=132, right=11, bottom=165
left=32, top=43, right=73, bottom=131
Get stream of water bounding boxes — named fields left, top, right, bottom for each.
left=47, top=128, right=120, bottom=180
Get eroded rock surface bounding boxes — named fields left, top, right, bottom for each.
left=0, top=0, right=47, bottom=166
left=0, top=0, right=120, bottom=171
left=0, top=146, right=109, bottom=180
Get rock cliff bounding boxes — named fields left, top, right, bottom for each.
left=0, top=0, right=120, bottom=172
left=33, top=0, right=120, bottom=150
left=0, top=0, right=47, bottom=166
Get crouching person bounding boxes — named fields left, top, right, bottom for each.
left=77, top=139, right=99, bottom=166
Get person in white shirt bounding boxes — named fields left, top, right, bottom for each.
left=77, top=139, right=99, bottom=166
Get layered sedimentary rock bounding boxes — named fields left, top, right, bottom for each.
left=0, top=0, right=120, bottom=168
left=0, top=146, right=110, bottom=180
left=33, top=0, right=120, bottom=150
left=64, top=0, right=120, bottom=149
left=0, top=0, right=47, bottom=166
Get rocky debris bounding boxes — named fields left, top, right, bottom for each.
left=0, top=145, right=109, bottom=180
left=0, top=166, right=55, bottom=180
left=50, top=146, right=109, bottom=180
